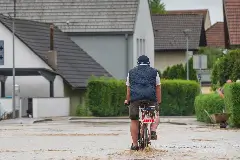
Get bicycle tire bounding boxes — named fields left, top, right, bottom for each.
left=143, top=124, right=149, bottom=149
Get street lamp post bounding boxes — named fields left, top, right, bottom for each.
left=183, top=29, right=191, bottom=80
left=12, top=0, right=16, bottom=119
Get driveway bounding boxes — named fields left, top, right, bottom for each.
left=0, top=119, right=239, bottom=160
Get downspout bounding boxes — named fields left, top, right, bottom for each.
left=125, top=34, right=129, bottom=75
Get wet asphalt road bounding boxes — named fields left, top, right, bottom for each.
left=0, top=120, right=240, bottom=160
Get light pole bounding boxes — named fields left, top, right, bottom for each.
left=183, top=29, right=191, bottom=80
left=12, top=0, right=16, bottom=119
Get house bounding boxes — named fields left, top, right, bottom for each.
left=206, top=22, right=225, bottom=48
left=223, top=0, right=240, bottom=48
left=167, top=9, right=211, bottom=30
left=0, top=15, right=110, bottom=115
left=0, top=0, right=154, bottom=80
left=152, top=14, right=207, bottom=72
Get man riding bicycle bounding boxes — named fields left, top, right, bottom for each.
left=124, top=55, right=161, bottom=150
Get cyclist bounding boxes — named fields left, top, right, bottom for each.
left=124, top=55, right=161, bottom=151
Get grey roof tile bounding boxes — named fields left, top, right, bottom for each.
left=152, top=14, right=207, bottom=50
left=0, top=14, right=111, bottom=88
left=0, top=0, right=139, bottom=33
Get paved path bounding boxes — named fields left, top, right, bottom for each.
left=0, top=120, right=239, bottom=160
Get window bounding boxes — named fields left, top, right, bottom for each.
left=137, top=39, right=140, bottom=57
left=142, top=39, right=145, bottom=55
left=137, top=38, right=146, bottom=57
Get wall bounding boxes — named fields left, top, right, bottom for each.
left=71, top=35, right=133, bottom=80
left=133, top=0, right=154, bottom=67
left=32, top=97, right=70, bottom=118
left=64, top=83, right=86, bottom=116
left=204, top=11, right=212, bottom=30
left=155, top=51, right=186, bottom=72
left=0, top=98, right=12, bottom=113
left=0, top=23, right=64, bottom=97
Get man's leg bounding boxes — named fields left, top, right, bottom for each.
left=129, top=101, right=140, bottom=150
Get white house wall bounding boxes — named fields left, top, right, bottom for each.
left=133, top=0, right=155, bottom=67
left=0, top=23, right=64, bottom=97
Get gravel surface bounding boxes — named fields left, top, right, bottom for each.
left=0, top=120, right=240, bottom=160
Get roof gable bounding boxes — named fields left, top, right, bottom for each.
left=223, top=0, right=240, bottom=46
left=206, top=22, right=225, bottom=48
left=0, top=0, right=139, bottom=33
left=152, top=14, right=206, bottom=51
left=0, top=14, right=111, bottom=88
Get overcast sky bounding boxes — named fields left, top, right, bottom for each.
left=161, top=0, right=223, bottom=24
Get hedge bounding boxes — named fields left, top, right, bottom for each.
left=86, top=77, right=200, bottom=117
left=224, top=83, right=240, bottom=127
left=194, top=94, right=224, bottom=123
left=86, top=77, right=126, bottom=117
left=160, top=80, right=200, bottom=116
left=211, top=49, right=240, bottom=90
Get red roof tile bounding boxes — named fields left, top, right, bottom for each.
left=206, top=22, right=225, bottom=48
left=224, top=0, right=240, bottom=45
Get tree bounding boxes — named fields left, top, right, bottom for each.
left=149, top=0, right=166, bottom=14
left=198, top=47, right=225, bottom=69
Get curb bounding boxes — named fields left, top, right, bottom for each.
left=68, top=119, right=187, bottom=125
left=68, top=116, right=195, bottom=121
left=33, top=118, right=53, bottom=124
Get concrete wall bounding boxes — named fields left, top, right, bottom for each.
left=32, top=97, right=70, bottom=118
left=71, top=35, right=133, bottom=80
left=133, top=0, right=154, bottom=67
left=155, top=51, right=186, bottom=72
left=0, top=23, right=64, bottom=98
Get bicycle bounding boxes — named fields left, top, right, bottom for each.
left=137, top=101, right=157, bottom=150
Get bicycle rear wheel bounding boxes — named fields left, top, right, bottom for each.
left=143, top=124, right=149, bottom=149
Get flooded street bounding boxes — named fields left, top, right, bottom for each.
left=0, top=119, right=240, bottom=160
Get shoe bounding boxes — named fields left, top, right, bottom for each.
left=151, top=131, right=157, bottom=140
left=130, top=144, right=139, bottom=151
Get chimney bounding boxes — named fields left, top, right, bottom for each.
left=47, top=24, right=57, bottom=70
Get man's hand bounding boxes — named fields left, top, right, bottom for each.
left=124, top=100, right=129, bottom=105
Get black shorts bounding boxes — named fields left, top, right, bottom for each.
left=128, top=100, right=159, bottom=120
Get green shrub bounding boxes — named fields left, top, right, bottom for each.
left=76, top=105, right=92, bottom=116
left=194, top=94, right=224, bottom=123
left=162, top=58, right=197, bottom=81
left=211, top=49, right=240, bottom=90
left=86, top=77, right=127, bottom=117
left=160, top=80, right=200, bottom=116
left=86, top=77, right=200, bottom=116
left=224, top=83, right=240, bottom=127
left=185, top=57, right=198, bottom=81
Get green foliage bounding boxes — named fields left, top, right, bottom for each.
left=198, top=47, right=224, bottom=69
left=76, top=105, right=92, bottom=116
left=162, top=58, right=197, bottom=81
left=194, top=94, right=224, bottom=123
left=149, top=0, right=166, bottom=14
left=160, top=80, right=200, bottom=116
left=185, top=57, right=198, bottom=81
left=162, top=66, right=170, bottom=79
left=167, top=64, right=185, bottom=79
left=86, top=77, right=127, bottom=117
left=211, top=49, right=240, bottom=90
left=224, top=83, right=240, bottom=127
left=86, top=77, right=200, bottom=116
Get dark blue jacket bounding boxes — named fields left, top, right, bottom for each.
left=129, top=65, right=157, bottom=102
